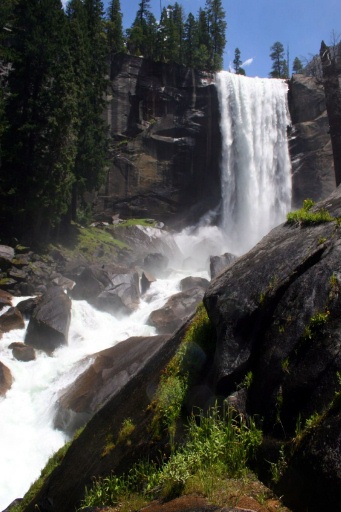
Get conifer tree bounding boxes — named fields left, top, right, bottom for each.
left=183, top=12, right=198, bottom=68
left=269, top=41, right=288, bottom=78
left=0, top=0, right=78, bottom=240
left=67, top=0, right=109, bottom=222
left=126, top=0, right=157, bottom=59
left=233, top=48, right=246, bottom=75
left=107, top=0, right=125, bottom=58
left=205, top=0, right=226, bottom=71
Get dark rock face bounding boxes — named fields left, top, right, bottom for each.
left=54, top=335, right=169, bottom=434
left=147, top=287, right=204, bottom=334
left=289, top=74, right=336, bottom=207
left=0, top=361, right=12, bottom=396
left=204, top=187, right=341, bottom=510
left=320, top=41, right=341, bottom=187
left=25, top=287, right=71, bottom=354
left=180, top=276, right=210, bottom=292
left=96, top=54, right=222, bottom=228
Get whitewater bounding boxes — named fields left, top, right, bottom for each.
left=0, top=72, right=292, bottom=511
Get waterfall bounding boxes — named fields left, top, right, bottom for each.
left=216, top=71, right=292, bottom=255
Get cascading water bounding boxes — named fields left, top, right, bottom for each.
left=216, top=71, right=292, bottom=255
left=0, top=72, right=293, bottom=511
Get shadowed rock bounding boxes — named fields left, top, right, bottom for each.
left=25, top=287, right=71, bottom=354
left=0, top=289, right=13, bottom=310
left=180, top=276, right=210, bottom=292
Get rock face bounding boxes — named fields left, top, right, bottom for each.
left=320, top=41, right=341, bottom=187
left=96, top=54, right=222, bottom=228
left=204, top=187, right=341, bottom=511
left=289, top=74, right=336, bottom=207
left=54, top=334, right=169, bottom=434
left=25, top=287, right=71, bottom=354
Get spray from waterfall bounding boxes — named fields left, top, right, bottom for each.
left=216, top=71, right=292, bottom=255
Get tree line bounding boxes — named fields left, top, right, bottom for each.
left=0, top=0, right=227, bottom=243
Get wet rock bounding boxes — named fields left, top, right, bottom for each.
left=25, top=287, right=71, bottom=354
left=210, top=252, right=237, bottom=279
left=92, top=267, right=140, bottom=316
left=180, top=276, right=210, bottom=292
left=140, top=271, right=156, bottom=295
left=16, top=297, right=41, bottom=319
left=9, top=342, right=36, bottom=362
left=143, top=252, right=169, bottom=276
left=0, top=289, right=13, bottom=310
left=54, top=335, right=169, bottom=434
left=0, top=245, right=14, bottom=269
left=0, top=361, right=13, bottom=396
left=70, top=265, right=111, bottom=301
left=147, top=287, right=204, bottom=334
left=0, top=307, right=25, bottom=332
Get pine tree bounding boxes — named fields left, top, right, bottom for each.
left=292, top=56, right=303, bottom=74
left=233, top=48, right=246, bottom=75
left=158, top=3, right=184, bottom=64
left=269, top=41, right=288, bottom=78
left=0, top=0, right=78, bottom=240
left=205, top=0, right=226, bottom=71
left=126, top=0, right=158, bottom=59
left=183, top=12, right=198, bottom=67
left=67, top=0, right=109, bottom=222
left=107, top=0, right=125, bottom=58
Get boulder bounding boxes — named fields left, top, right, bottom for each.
left=92, top=266, right=140, bottom=316
left=0, top=289, right=13, bottom=310
left=180, top=276, right=210, bottom=292
left=9, top=342, right=36, bottom=362
left=70, top=266, right=111, bottom=301
left=148, top=287, right=204, bottom=334
left=210, top=252, right=237, bottom=279
left=16, top=297, right=41, bottom=319
left=0, top=361, right=13, bottom=396
left=25, top=287, right=71, bottom=354
left=140, top=271, right=156, bottom=295
left=0, top=307, right=25, bottom=332
left=54, top=335, right=169, bottom=434
left=143, top=252, right=169, bottom=276
left=0, top=245, right=14, bottom=269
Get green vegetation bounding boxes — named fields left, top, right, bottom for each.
left=286, top=199, right=335, bottom=225
left=269, top=41, right=289, bottom=79
left=79, top=406, right=263, bottom=509
left=303, top=310, right=330, bottom=341
left=150, top=302, right=215, bottom=445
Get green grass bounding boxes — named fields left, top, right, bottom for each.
left=286, top=198, right=335, bottom=225
left=78, top=406, right=263, bottom=509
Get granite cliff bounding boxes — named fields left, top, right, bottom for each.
left=93, top=54, right=337, bottom=224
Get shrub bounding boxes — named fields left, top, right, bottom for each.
left=286, top=199, right=334, bottom=225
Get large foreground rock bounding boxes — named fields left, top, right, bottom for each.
left=25, top=287, right=71, bottom=354
left=54, top=335, right=169, bottom=434
left=204, top=187, right=341, bottom=510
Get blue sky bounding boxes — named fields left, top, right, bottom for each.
left=103, top=0, right=341, bottom=77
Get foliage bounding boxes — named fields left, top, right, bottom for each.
left=269, top=41, right=288, bottom=79
left=150, top=303, right=215, bottom=445
left=292, top=56, right=304, bottom=74
left=303, top=310, right=330, bottom=341
left=286, top=198, right=335, bottom=225
left=233, top=48, right=246, bottom=75
left=79, top=405, right=263, bottom=508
